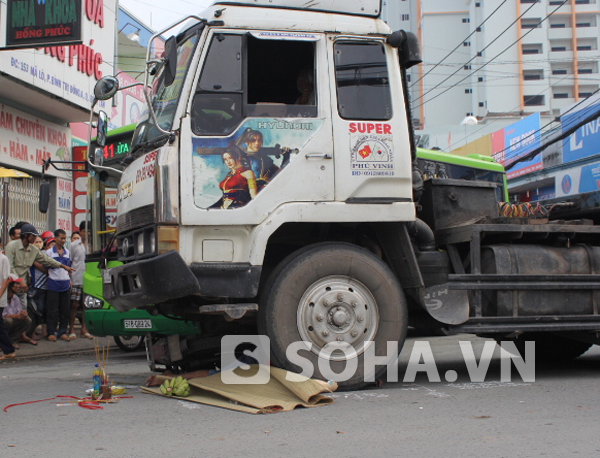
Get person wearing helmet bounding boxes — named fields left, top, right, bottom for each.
left=4, top=223, right=76, bottom=342
left=40, top=231, right=54, bottom=240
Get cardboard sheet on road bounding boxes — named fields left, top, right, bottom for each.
left=141, top=365, right=337, bottom=414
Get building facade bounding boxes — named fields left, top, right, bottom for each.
left=383, top=0, right=600, bottom=150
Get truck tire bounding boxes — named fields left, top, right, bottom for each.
left=259, top=242, right=408, bottom=391
left=496, top=333, right=593, bottom=362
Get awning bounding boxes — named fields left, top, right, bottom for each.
left=0, top=167, right=32, bottom=178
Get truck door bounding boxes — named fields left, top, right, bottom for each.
left=329, top=38, right=414, bottom=205
left=180, top=29, right=334, bottom=226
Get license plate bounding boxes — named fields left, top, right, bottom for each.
left=123, top=319, right=152, bottom=329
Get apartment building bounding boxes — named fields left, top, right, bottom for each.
left=383, top=0, right=600, bottom=148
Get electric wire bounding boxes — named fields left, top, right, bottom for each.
left=413, top=0, right=570, bottom=108
left=410, top=0, right=508, bottom=88
left=412, top=0, right=547, bottom=104
left=457, top=60, right=600, bottom=146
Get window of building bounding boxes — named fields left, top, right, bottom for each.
left=520, top=0, right=539, bottom=3
left=521, top=19, right=542, bottom=29
left=475, top=2, right=481, bottom=6
left=551, top=46, right=567, bottom=52
left=579, top=68, right=593, bottom=74
left=192, top=33, right=317, bottom=136
left=476, top=27, right=482, bottom=32
left=577, top=45, right=593, bottom=51
left=553, top=93, right=569, bottom=99
left=575, top=0, right=591, bottom=4
left=549, top=0, right=563, bottom=4
left=524, top=95, right=545, bottom=106
left=553, top=69, right=568, bottom=75
left=478, top=77, right=484, bottom=82
left=464, top=65, right=472, bottom=70
left=463, top=41, right=471, bottom=47
left=522, top=44, right=543, bottom=54
left=407, top=73, right=411, bottom=82
left=479, top=102, right=485, bottom=107
left=466, top=112, right=474, bottom=117
left=401, top=14, right=410, bottom=21
left=580, top=92, right=593, bottom=98
left=334, top=41, right=392, bottom=121
left=465, top=89, right=473, bottom=94
left=550, top=23, right=566, bottom=28
left=462, top=18, right=470, bottom=23
left=576, top=22, right=592, bottom=28
left=523, top=70, right=544, bottom=80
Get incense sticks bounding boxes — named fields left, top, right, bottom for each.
left=94, top=338, right=111, bottom=398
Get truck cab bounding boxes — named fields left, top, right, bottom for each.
left=104, top=1, right=416, bottom=314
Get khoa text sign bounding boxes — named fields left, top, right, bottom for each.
left=5, top=0, right=82, bottom=49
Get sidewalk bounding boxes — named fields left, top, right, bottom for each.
left=11, top=326, right=117, bottom=359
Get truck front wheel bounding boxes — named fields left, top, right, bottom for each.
left=259, top=242, right=408, bottom=391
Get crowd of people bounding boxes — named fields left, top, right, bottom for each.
left=0, top=221, right=91, bottom=361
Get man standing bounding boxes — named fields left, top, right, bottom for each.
left=45, top=229, right=73, bottom=341
left=4, top=224, right=75, bottom=343
left=68, top=221, right=93, bottom=339
left=0, top=251, right=16, bottom=360
left=2, top=276, right=32, bottom=347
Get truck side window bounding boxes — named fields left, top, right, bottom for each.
left=192, top=34, right=243, bottom=135
left=246, top=36, right=317, bottom=118
left=334, top=41, right=392, bottom=120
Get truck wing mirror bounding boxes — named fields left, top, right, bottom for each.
left=94, top=76, right=120, bottom=101
left=96, top=111, right=108, bottom=147
left=163, top=36, right=178, bottom=87
left=39, top=181, right=50, bottom=213
left=388, top=30, right=422, bottom=69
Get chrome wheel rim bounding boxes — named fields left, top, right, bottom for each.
left=297, top=275, right=379, bottom=361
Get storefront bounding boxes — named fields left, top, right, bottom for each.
left=0, top=0, right=116, bottom=243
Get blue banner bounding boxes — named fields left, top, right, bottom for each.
left=562, top=103, right=600, bottom=164
left=504, top=113, right=542, bottom=179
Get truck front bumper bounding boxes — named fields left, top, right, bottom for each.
left=103, top=251, right=200, bottom=312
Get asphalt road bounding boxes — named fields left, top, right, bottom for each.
left=1, top=334, right=599, bottom=458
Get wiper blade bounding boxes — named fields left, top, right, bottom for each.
left=130, top=133, right=171, bottom=157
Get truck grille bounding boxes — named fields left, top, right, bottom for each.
left=117, top=205, right=155, bottom=233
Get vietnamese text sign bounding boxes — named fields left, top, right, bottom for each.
left=0, top=103, right=71, bottom=178
left=5, top=0, right=82, bottom=49
left=562, top=103, right=600, bottom=165
left=493, top=113, right=542, bottom=180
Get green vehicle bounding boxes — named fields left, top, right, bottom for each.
left=416, top=148, right=509, bottom=202
left=83, top=124, right=198, bottom=352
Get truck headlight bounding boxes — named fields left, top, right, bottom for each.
left=149, top=231, right=156, bottom=254
left=84, top=294, right=104, bottom=309
left=137, top=232, right=145, bottom=255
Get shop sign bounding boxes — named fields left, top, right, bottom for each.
left=0, top=0, right=115, bottom=112
left=0, top=103, right=71, bottom=178
left=56, top=177, right=73, bottom=212
left=5, top=0, right=82, bottom=49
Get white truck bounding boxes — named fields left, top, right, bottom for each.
left=88, top=0, right=600, bottom=389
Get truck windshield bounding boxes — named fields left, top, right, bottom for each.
left=131, top=25, right=203, bottom=154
